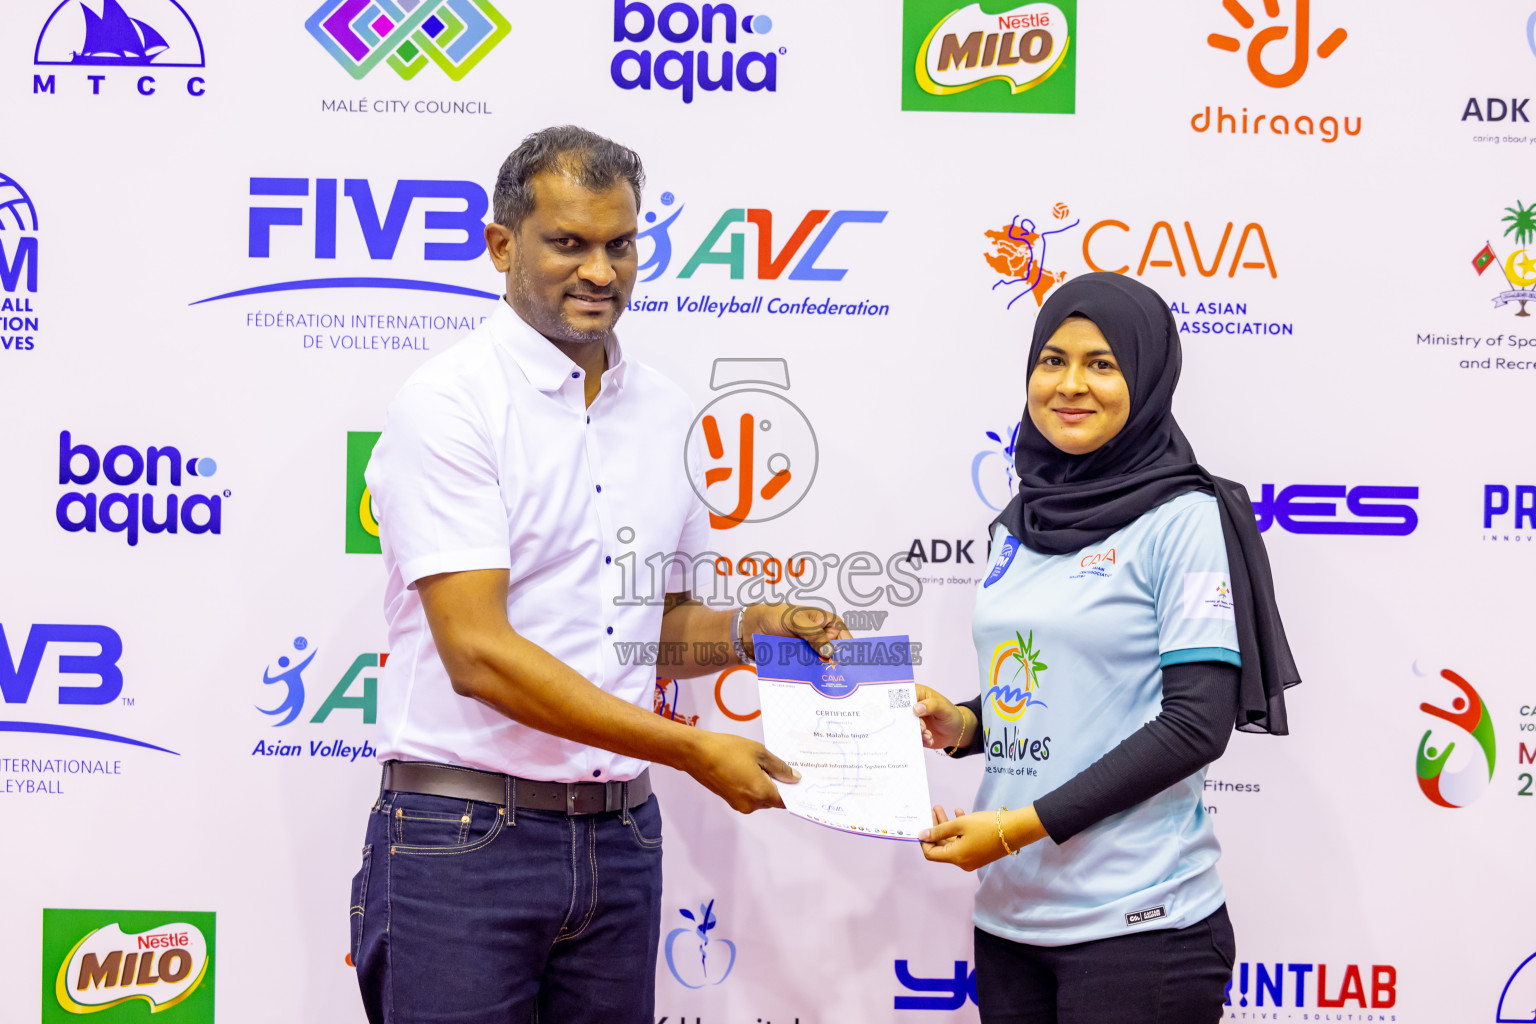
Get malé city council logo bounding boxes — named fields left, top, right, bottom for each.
left=902, top=0, right=1075, bottom=114
left=306, top=0, right=510, bottom=80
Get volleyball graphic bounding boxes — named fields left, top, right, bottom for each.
left=1052, top=202, right=1070, bottom=221
left=0, top=174, right=39, bottom=231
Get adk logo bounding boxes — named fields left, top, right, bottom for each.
left=612, top=1, right=781, bottom=103
left=42, top=909, right=215, bottom=1023
left=0, top=172, right=40, bottom=353
left=306, top=0, right=511, bottom=81
left=32, top=0, right=208, bottom=98
left=902, top=0, right=1076, bottom=114
left=1414, top=665, right=1497, bottom=809
left=684, top=358, right=817, bottom=529
left=972, top=423, right=1019, bottom=512
left=664, top=899, right=736, bottom=989
left=347, top=431, right=382, bottom=554
left=56, top=430, right=226, bottom=546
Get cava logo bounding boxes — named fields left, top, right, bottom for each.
left=346, top=431, right=382, bottom=553
left=903, top=0, right=1075, bottom=114
left=43, top=909, right=215, bottom=1022
left=306, top=0, right=511, bottom=81
left=1415, top=665, right=1497, bottom=808
left=0, top=172, right=40, bottom=353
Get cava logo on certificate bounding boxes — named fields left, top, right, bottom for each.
left=753, top=634, right=932, bottom=840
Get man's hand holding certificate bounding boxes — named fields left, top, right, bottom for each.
left=753, top=634, right=933, bottom=841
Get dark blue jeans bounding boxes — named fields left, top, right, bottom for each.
left=350, top=787, right=664, bottom=1024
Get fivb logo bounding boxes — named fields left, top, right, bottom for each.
left=307, top=0, right=511, bottom=81
left=612, top=1, right=780, bottom=103
left=0, top=172, right=40, bottom=353
left=43, top=909, right=215, bottom=1023
left=56, top=431, right=224, bottom=546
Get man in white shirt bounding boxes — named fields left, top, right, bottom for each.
left=350, top=126, right=846, bottom=1024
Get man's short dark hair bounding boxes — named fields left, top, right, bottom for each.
left=493, top=126, right=645, bottom=231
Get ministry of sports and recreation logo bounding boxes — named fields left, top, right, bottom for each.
left=1470, top=200, right=1536, bottom=317
left=42, top=909, right=214, bottom=1022
left=683, top=358, right=818, bottom=530
left=0, top=172, right=40, bottom=353
left=985, top=629, right=1047, bottom=722
left=663, top=899, right=737, bottom=989
left=306, top=0, right=510, bottom=80
left=902, top=0, right=1076, bottom=114
left=1414, top=665, right=1497, bottom=809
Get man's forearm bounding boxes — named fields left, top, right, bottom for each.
left=656, top=599, right=740, bottom=677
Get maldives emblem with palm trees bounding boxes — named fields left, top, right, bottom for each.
left=1471, top=199, right=1536, bottom=316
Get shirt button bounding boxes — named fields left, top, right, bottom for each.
left=592, top=769, right=602, bottom=778
left=586, top=416, right=590, bottom=424
left=596, top=485, right=602, bottom=493
left=606, top=626, right=614, bottom=635
left=605, top=556, right=612, bottom=564
left=571, top=371, right=580, bottom=378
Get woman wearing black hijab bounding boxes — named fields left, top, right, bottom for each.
left=913, top=273, right=1298, bottom=1022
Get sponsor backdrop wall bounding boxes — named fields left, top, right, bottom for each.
left=2, top=0, right=1535, bottom=1021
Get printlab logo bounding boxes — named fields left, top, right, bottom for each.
left=56, top=430, right=225, bottom=546
left=663, top=900, right=736, bottom=989
left=683, top=359, right=818, bottom=529
left=346, top=431, right=382, bottom=554
left=42, top=909, right=214, bottom=1023
left=1225, top=959, right=1397, bottom=1011
left=981, top=207, right=1285, bottom=326
left=901, top=0, right=1076, bottom=114
left=306, top=0, right=510, bottom=81
left=612, top=1, right=781, bottom=103
left=0, top=172, right=40, bottom=353
left=1498, top=950, right=1536, bottom=1022
left=255, top=636, right=382, bottom=728
left=1471, top=201, right=1536, bottom=317
left=985, top=629, right=1048, bottom=722
left=1, top=622, right=177, bottom=756
left=32, top=0, right=209, bottom=99
left=1414, top=664, right=1497, bottom=809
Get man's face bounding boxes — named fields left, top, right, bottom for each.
left=488, top=170, right=638, bottom=344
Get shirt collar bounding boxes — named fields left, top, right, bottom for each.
left=491, top=299, right=629, bottom=393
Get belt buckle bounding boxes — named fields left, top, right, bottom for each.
left=565, top=783, right=578, bottom=817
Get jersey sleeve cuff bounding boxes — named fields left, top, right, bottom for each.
left=1160, top=646, right=1241, bottom=669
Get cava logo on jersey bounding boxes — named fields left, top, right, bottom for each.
left=1414, top=664, right=1497, bottom=809
left=347, top=431, right=383, bottom=553
left=684, top=359, right=818, bottom=529
left=1483, top=483, right=1536, bottom=542
left=0, top=172, right=40, bottom=353
left=32, top=0, right=208, bottom=98
left=982, top=206, right=1291, bottom=334
left=902, top=0, right=1076, bottom=114
left=1224, top=959, right=1396, bottom=1011
left=251, top=636, right=381, bottom=761
left=1192, top=0, right=1359, bottom=143
left=43, top=909, right=215, bottom=1022
left=611, top=1, right=781, bottom=104
left=56, top=431, right=225, bottom=546
left=1252, top=484, right=1419, bottom=536
left=626, top=191, right=891, bottom=317
left=307, top=0, right=510, bottom=81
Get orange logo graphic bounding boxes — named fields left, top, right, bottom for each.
left=1208, top=0, right=1346, bottom=88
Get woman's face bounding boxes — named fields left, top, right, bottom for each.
left=1027, top=317, right=1131, bottom=455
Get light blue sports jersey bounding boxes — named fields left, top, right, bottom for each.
left=970, top=491, right=1240, bottom=947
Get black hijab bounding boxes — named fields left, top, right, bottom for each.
left=993, top=273, right=1299, bottom=734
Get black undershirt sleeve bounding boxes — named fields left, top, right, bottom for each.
left=949, top=662, right=1239, bottom=844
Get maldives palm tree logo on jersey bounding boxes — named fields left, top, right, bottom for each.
left=986, top=630, right=1049, bottom=721
left=1415, top=666, right=1496, bottom=808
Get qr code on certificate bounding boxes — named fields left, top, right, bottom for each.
left=889, top=688, right=912, bottom=709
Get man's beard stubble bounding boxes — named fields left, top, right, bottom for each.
left=511, top=252, right=624, bottom=344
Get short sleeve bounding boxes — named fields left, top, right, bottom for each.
left=668, top=444, right=712, bottom=593
left=1152, top=497, right=1242, bottom=669
left=365, top=382, right=511, bottom=587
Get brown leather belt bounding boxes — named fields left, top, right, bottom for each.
left=382, top=760, right=652, bottom=816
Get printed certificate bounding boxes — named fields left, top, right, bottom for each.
left=753, top=634, right=933, bottom=841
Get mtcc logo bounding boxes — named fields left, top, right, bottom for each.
left=33, top=0, right=209, bottom=98
left=684, top=358, right=817, bottom=529
left=1207, top=0, right=1346, bottom=88
left=0, top=172, right=40, bottom=353
left=307, top=0, right=511, bottom=81
left=1414, top=664, right=1496, bottom=809
left=664, top=899, right=736, bottom=989
left=258, top=637, right=383, bottom=726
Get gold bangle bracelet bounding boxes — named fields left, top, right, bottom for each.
left=996, top=807, right=1018, bottom=857
left=943, top=711, right=973, bottom=758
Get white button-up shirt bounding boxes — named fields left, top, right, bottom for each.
left=365, top=300, right=709, bottom=782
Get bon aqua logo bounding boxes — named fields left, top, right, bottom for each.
left=307, top=0, right=510, bottom=80
left=1414, top=665, right=1497, bottom=809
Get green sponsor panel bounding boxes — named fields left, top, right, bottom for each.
left=347, top=430, right=383, bottom=554
left=42, top=908, right=216, bottom=1023
left=902, top=0, right=1076, bottom=114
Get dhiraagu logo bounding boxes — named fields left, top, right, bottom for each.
left=1414, top=665, right=1496, bottom=809
left=986, top=629, right=1048, bottom=721
left=42, top=908, right=215, bottom=1023
left=346, top=431, right=381, bottom=554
